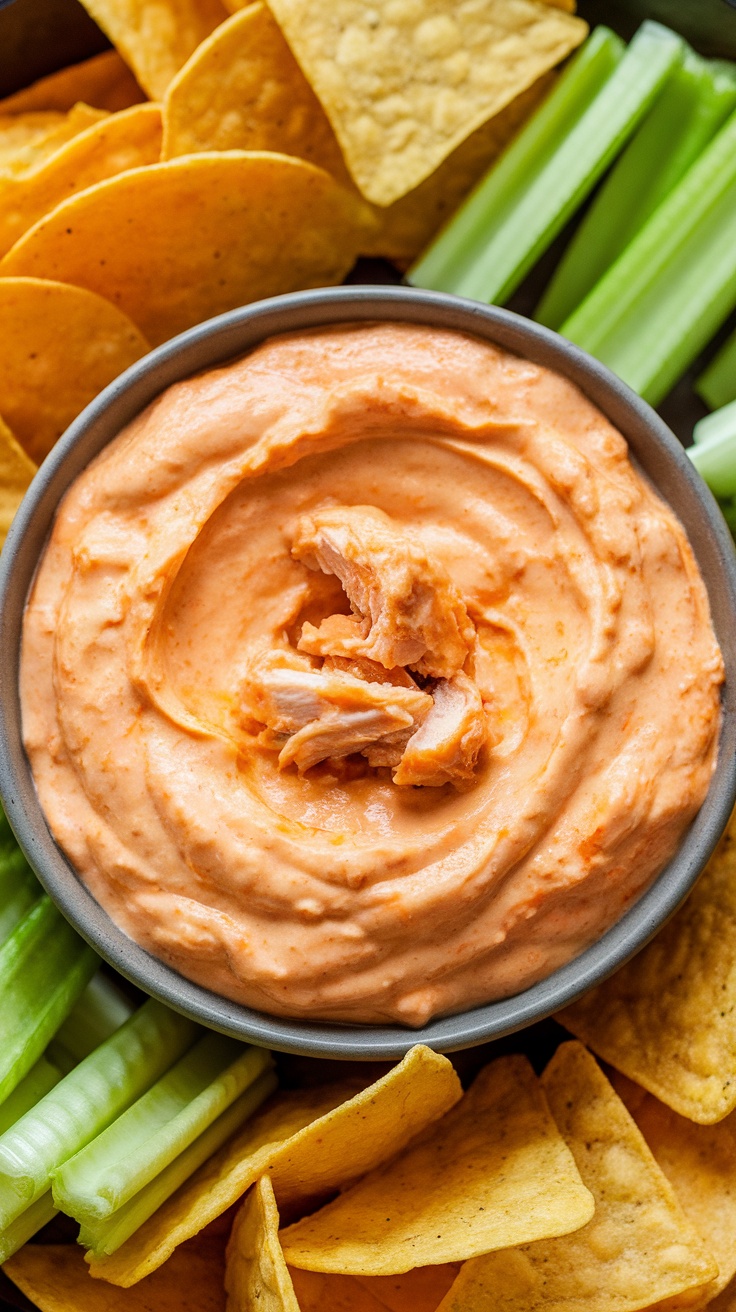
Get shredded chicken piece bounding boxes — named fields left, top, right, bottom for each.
left=291, top=505, right=475, bottom=678
left=392, top=672, right=488, bottom=788
left=241, top=649, right=431, bottom=773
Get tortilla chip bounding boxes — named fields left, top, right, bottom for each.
left=0, top=415, right=36, bottom=548
left=265, top=0, right=587, bottom=205
left=88, top=1046, right=460, bottom=1286
left=162, top=4, right=349, bottom=184
left=609, top=1069, right=736, bottom=1302
left=0, top=51, right=145, bottom=115
left=1, top=104, right=109, bottom=177
left=0, top=112, right=66, bottom=169
left=0, top=104, right=162, bottom=259
left=76, top=0, right=231, bottom=99
left=559, top=811, right=736, bottom=1123
left=281, top=1054, right=594, bottom=1276
left=4, top=1239, right=226, bottom=1312
left=434, top=1043, right=717, bottom=1312
left=356, top=1266, right=461, bottom=1312
left=226, top=1175, right=299, bottom=1312
left=290, top=1267, right=391, bottom=1312
left=0, top=277, right=150, bottom=463
left=1, top=151, right=374, bottom=346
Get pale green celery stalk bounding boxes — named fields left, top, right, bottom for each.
left=408, top=26, right=625, bottom=293
left=687, top=400, right=736, bottom=497
left=79, top=1067, right=277, bottom=1257
left=0, top=1191, right=56, bottom=1264
left=0, top=897, right=98, bottom=1106
left=697, top=325, right=736, bottom=410
left=0, top=998, right=198, bottom=1231
left=0, top=1058, right=62, bottom=1137
left=537, top=50, right=736, bottom=329
left=47, top=972, right=134, bottom=1073
left=561, top=106, right=736, bottom=407
left=54, top=1035, right=273, bottom=1222
left=0, top=806, right=40, bottom=945
left=411, top=22, right=684, bottom=304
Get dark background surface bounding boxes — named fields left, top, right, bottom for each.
left=1, top=0, right=736, bottom=1306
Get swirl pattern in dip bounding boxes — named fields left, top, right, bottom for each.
left=21, top=324, right=724, bottom=1025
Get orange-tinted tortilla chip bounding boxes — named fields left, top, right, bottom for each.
left=4, top=1239, right=226, bottom=1312
left=87, top=1046, right=461, bottom=1286
left=559, top=811, right=736, bottom=1123
left=281, top=1054, right=594, bottom=1276
left=0, top=104, right=162, bottom=258
left=0, top=51, right=145, bottom=115
left=0, top=414, right=36, bottom=548
left=265, top=0, right=587, bottom=205
left=434, top=1043, right=717, bottom=1312
left=0, top=277, right=150, bottom=463
left=226, top=1175, right=299, bottom=1312
left=290, top=1267, right=391, bottom=1312
left=611, top=1069, right=736, bottom=1303
left=76, top=0, right=230, bottom=99
left=0, top=112, right=66, bottom=168
left=162, top=4, right=349, bottom=183
left=1, top=151, right=374, bottom=346
left=1, top=103, right=108, bottom=176
left=356, top=1266, right=461, bottom=1312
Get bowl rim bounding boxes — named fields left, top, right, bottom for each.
left=2, top=283, right=736, bottom=1059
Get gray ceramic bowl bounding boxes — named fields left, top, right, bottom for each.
left=1, top=285, right=736, bottom=1059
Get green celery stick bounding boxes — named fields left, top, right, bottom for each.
left=0, top=806, right=40, bottom=945
left=687, top=400, right=736, bottom=497
left=697, top=326, right=736, bottom=410
left=561, top=106, right=736, bottom=406
left=537, top=50, right=736, bottom=329
left=0, top=1057, right=62, bottom=1137
left=54, top=1035, right=273, bottom=1221
left=408, top=26, right=625, bottom=293
left=0, top=898, right=98, bottom=1106
left=0, top=1191, right=57, bottom=1264
left=48, top=972, right=134, bottom=1073
left=0, top=998, right=198, bottom=1230
left=79, top=1067, right=278, bottom=1256
left=410, top=22, right=684, bottom=304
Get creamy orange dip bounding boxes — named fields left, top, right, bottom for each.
left=21, top=323, right=724, bottom=1025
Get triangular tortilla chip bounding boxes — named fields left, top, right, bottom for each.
left=226, top=1175, right=299, bottom=1311
left=559, top=809, right=736, bottom=1123
left=88, top=1046, right=461, bottom=1286
left=1, top=104, right=108, bottom=176
left=1, top=152, right=375, bottom=346
left=76, top=0, right=231, bottom=99
left=0, top=414, right=36, bottom=548
left=281, top=1054, right=595, bottom=1276
left=0, top=51, right=145, bottom=115
left=434, top=1043, right=717, bottom=1312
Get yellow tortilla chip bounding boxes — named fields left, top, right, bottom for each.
left=1, top=103, right=109, bottom=177
left=76, top=0, right=230, bottom=99
left=610, top=1070, right=736, bottom=1303
left=0, top=104, right=162, bottom=259
left=433, top=1043, right=718, bottom=1312
left=1, top=151, right=374, bottom=346
left=0, top=415, right=36, bottom=549
left=226, top=1175, right=299, bottom=1312
left=265, top=0, right=587, bottom=205
left=356, top=1266, right=461, bottom=1312
left=559, top=811, right=736, bottom=1123
left=281, top=1054, right=595, bottom=1276
left=290, top=1267, right=391, bottom=1312
left=162, top=4, right=349, bottom=184
left=88, top=1046, right=461, bottom=1286
left=4, top=1239, right=226, bottom=1312
left=0, top=51, right=145, bottom=115
left=0, top=277, right=150, bottom=463
left=0, top=112, right=66, bottom=169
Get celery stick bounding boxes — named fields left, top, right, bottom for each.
left=687, top=400, right=736, bottom=497
left=719, top=498, right=736, bottom=536
left=697, top=326, right=736, bottom=410
left=0, top=1191, right=56, bottom=1264
left=79, top=1067, right=278, bottom=1256
left=411, top=22, right=683, bottom=304
left=561, top=106, right=736, bottom=407
left=0, top=998, right=198, bottom=1230
left=0, top=898, right=98, bottom=1106
left=0, top=1058, right=62, bottom=1137
left=0, top=807, right=40, bottom=945
left=537, top=51, right=736, bottom=329
left=55, top=1035, right=273, bottom=1221
left=47, top=972, right=134, bottom=1073
left=408, top=26, right=625, bottom=293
